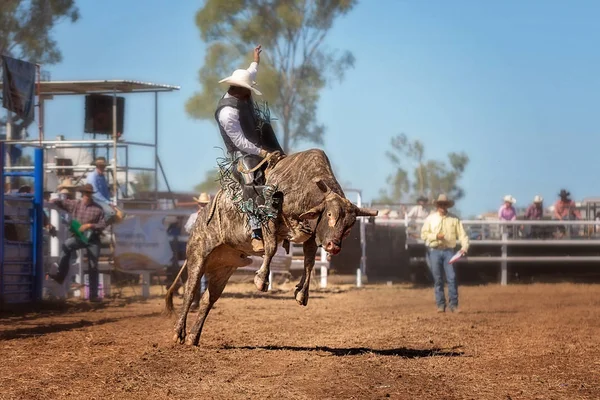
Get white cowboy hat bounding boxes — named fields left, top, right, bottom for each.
left=503, top=195, right=516, bottom=204
left=193, top=192, right=211, bottom=204
left=533, top=195, right=543, bottom=203
left=218, top=69, right=262, bottom=96
left=434, top=194, right=455, bottom=207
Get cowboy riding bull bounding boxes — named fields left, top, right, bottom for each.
left=165, top=45, right=377, bottom=346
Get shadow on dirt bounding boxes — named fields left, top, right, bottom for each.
left=221, top=344, right=464, bottom=358
left=0, top=311, right=162, bottom=340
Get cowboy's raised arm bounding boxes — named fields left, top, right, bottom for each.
left=247, top=45, right=261, bottom=82
left=51, top=197, right=76, bottom=214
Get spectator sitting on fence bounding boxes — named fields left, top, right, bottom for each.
left=498, top=195, right=517, bottom=221
left=553, top=189, right=581, bottom=238
left=48, top=183, right=106, bottom=301
left=85, top=156, right=124, bottom=225
left=498, top=195, right=517, bottom=237
left=524, top=195, right=544, bottom=238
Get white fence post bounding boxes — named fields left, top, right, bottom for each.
left=141, top=271, right=150, bottom=298
left=356, top=268, right=362, bottom=287
left=74, top=249, right=84, bottom=298
left=501, top=231, right=508, bottom=286
left=320, top=248, right=327, bottom=288
left=268, top=270, right=273, bottom=291
left=49, top=194, right=60, bottom=259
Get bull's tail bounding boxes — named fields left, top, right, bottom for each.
left=164, top=259, right=188, bottom=315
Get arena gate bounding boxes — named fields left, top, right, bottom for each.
left=0, top=142, right=44, bottom=306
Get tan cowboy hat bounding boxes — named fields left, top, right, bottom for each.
left=193, top=192, right=210, bottom=204
left=218, top=69, right=262, bottom=96
left=533, top=195, right=543, bottom=203
left=503, top=195, right=516, bottom=204
left=434, top=194, right=455, bottom=207
left=57, top=178, right=77, bottom=194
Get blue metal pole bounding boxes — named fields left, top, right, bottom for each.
left=33, top=147, right=44, bottom=301
left=0, top=142, right=5, bottom=304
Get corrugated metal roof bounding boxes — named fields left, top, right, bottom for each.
left=0, top=80, right=180, bottom=95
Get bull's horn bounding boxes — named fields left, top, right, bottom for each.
left=314, top=178, right=331, bottom=194
left=356, top=207, right=378, bottom=217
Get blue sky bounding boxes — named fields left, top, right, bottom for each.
left=34, top=0, right=600, bottom=215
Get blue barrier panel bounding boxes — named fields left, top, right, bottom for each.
left=33, top=148, right=44, bottom=301
left=0, top=142, right=45, bottom=304
left=0, top=143, right=4, bottom=302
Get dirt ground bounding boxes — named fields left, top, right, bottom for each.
left=1, top=279, right=599, bottom=400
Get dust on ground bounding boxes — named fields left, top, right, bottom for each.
left=1, top=280, right=599, bottom=400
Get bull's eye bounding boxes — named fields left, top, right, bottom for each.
left=327, top=212, right=332, bottom=217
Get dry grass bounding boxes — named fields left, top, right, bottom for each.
left=0, top=281, right=599, bottom=399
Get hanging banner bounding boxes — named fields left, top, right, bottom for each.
left=1, top=55, right=36, bottom=121
left=113, top=215, right=173, bottom=271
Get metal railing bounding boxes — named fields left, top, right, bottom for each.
left=395, top=217, right=600, bottom=285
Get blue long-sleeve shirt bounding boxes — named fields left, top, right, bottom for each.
left=86, top=170, right=111, bottom=204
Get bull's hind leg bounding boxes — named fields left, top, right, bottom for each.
left=172, top=259, right=206, bottom=344
left=294, top=236, right=318, bottom=306
left=254, top=220, right=278, bottom=292
left=186, top=266, right=236, bottom=346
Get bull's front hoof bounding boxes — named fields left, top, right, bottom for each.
left=254, top=272, right=269, bottom=292
left=185, top=337, right=199, bottom=346
left=295, top=290, right=309, bottom=306
left=173, top=330, right=186, bottom=344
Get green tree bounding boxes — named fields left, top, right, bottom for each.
left=186, top=0, right=356, bottom=153
left=0, top=0, right=79, bottom=64
left=0, top=0, right=80, bottom=139
left=193, top=169, right=220, bottom=194
left=378, top=133, right=469, bottom=203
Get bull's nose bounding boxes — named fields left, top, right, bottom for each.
left=325, top=241, right=341, bottom=254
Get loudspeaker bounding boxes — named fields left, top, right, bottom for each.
left=84, top=94, right=125, bottom=135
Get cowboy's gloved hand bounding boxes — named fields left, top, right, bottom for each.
left=254, top=44, right=262, bottom=64
left=259, top=149, right=268, bottom=158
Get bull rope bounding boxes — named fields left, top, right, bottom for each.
left=216, top=154, right=279, bottom=231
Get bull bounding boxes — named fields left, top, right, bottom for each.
left=165, top=149, right=377, bottom=346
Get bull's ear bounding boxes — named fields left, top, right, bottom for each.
left=299, top=202, right=325, bottom=220
left=356, top=207, right=379, bottom=217
left=314, top=178, right=331, bottom=194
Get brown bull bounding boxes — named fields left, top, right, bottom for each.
left=165, top=149, right=377, bottom=346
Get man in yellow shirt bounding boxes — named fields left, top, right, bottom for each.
left=420, top=194, right=469, bottom=313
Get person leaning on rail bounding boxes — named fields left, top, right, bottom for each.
left=420, top=194, right=470, bottom=313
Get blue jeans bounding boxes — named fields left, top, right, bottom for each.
left=54, top=235, right=101, bottom=299
left=428, top=248, right=458, bottom=308
left=97, top=201, right=116, bottom=223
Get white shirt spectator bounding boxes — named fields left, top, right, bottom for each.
left=407, top=204, right=430, bottom=220
left=184, top=212, right=199, bottom=234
